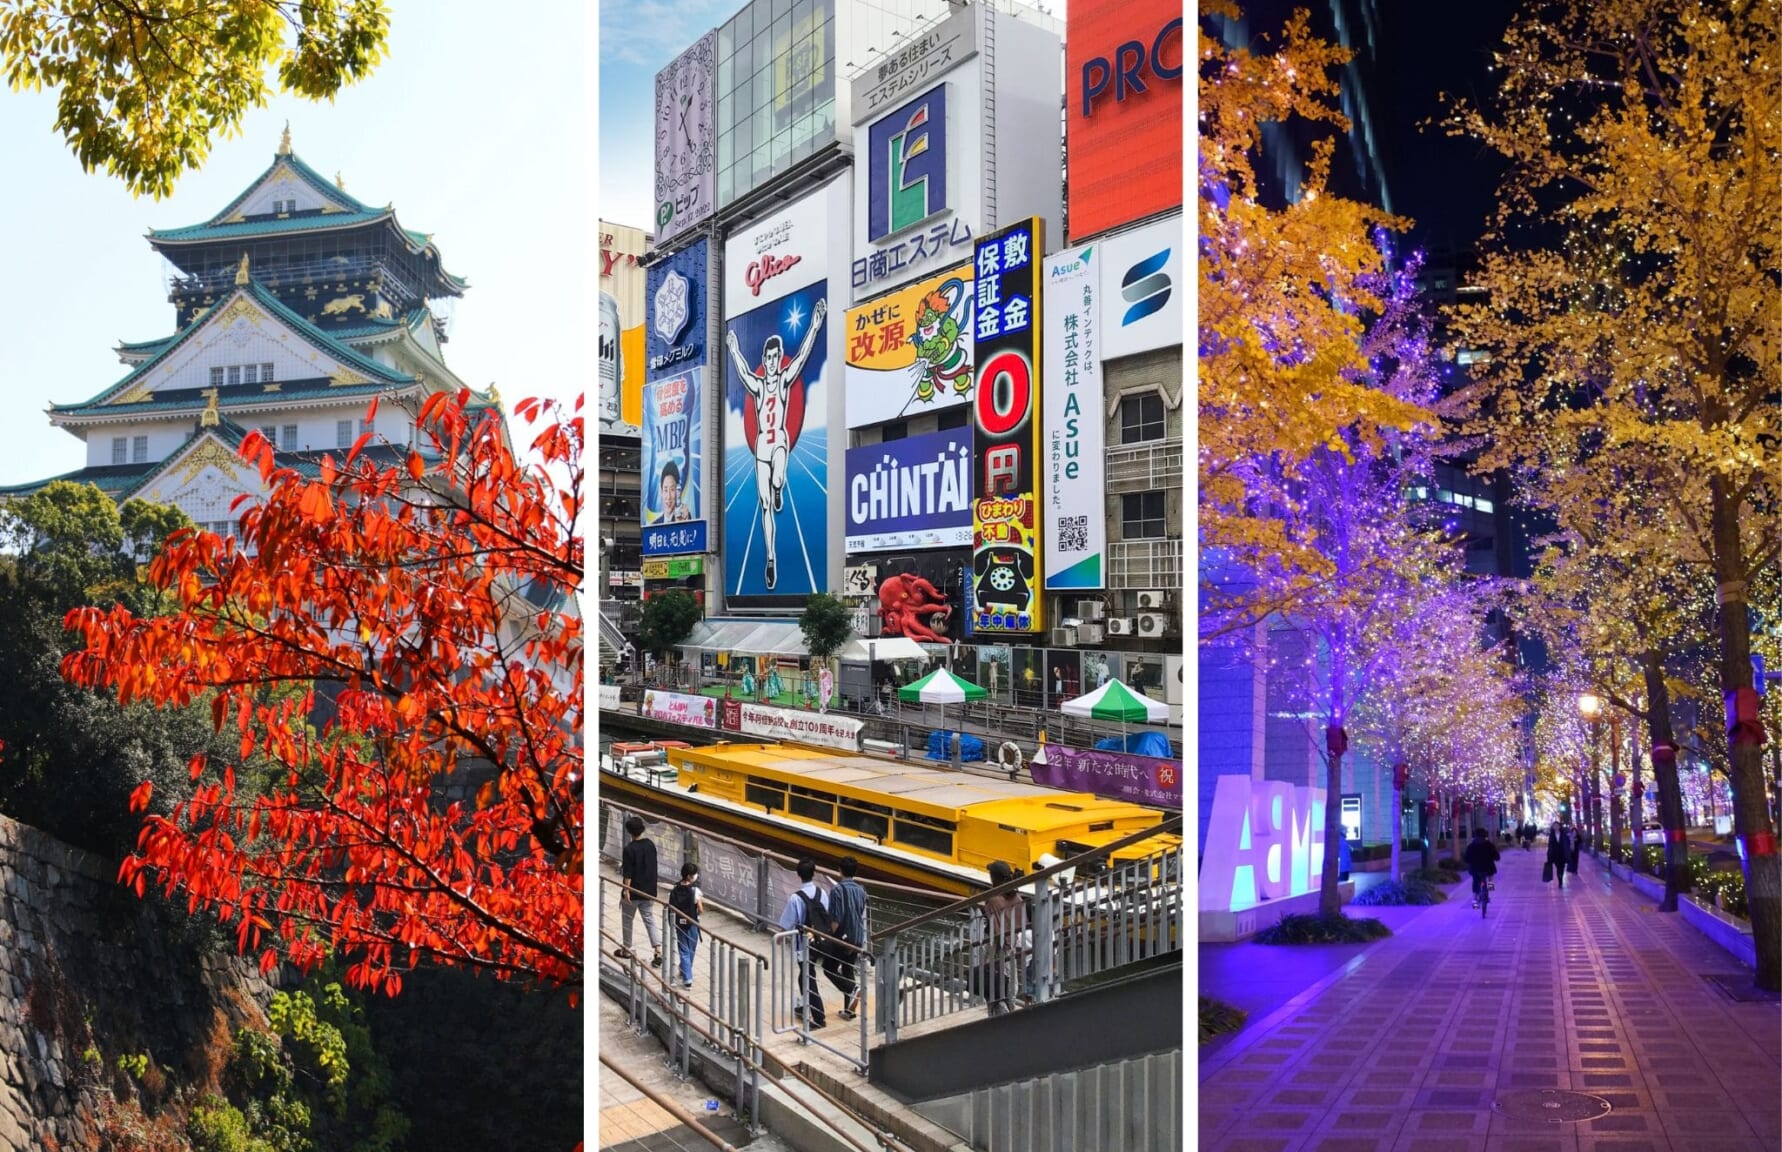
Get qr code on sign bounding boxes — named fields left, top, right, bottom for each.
left=1058, top=516, right=1088, bottom=552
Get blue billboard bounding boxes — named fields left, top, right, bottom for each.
left=646, top=238, right=709, bottom=381
left=641, top=368, right=707, bottom=557
left=722, top=282, right=830, bottom=602
left=845, top=428, right=972, bottom=553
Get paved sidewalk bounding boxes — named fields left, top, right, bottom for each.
left=1200, top=854, right=1782, bottom=1151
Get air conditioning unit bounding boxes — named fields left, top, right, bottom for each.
left=1135, top=589, right=1170, bottom=611
left=1051, top=626, right=1078, bottom=647
left=1077, top=623, right=1104, bottom=645
left=1106, top=617, right=1137, bottom=636
left=1078, top=600, right=1106, bottom=621
left=1137, top=613, right=1167, bottom=635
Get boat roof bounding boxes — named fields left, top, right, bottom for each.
left=674, top=743, right=1161, bottom=823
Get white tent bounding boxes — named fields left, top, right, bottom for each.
left=837, top=636, right=930, bottom=663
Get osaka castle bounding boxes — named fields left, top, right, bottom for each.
left=0, top=129, right=493, bottom=530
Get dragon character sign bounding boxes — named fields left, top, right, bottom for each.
left=844, top=263, right=975, bottom=428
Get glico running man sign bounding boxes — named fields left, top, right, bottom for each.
left=968, top=218, right=1045, bottom=635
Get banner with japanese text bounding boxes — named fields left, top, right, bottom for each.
left=1029, top=746, right=1181, bottom=810
left=641, top=368, right=708, bottom=556
left=737, top=703, right=863, bottom=752
left=968, top=218, right=1044, bottom=634
left=640, top=689, right=718, bottom=729
left=1042, top=245, right=1106, bottom=588
left=844, top=263, right=976, bottom=428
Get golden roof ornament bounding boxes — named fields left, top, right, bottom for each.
left=487, top=383, right=502, bottom=407
left=200, top=387, right=220, bottom=427
left=278, top=122, right=291, bottom=156
left=235, top=252, right=250, bottom=286
left=336, top=171, right=346, bottom=191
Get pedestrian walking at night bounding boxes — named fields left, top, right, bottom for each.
left=667, top=861, right=704, bottom=988
left=1546, top=821, right=1572, bottom=890
left=617, top=816, right=663, bottom=967
left=824, top=855, right=870, bottom=1020
left=1464, top=827, right=1500, bottom=907
left=780, top=857, right=829, bottom=1029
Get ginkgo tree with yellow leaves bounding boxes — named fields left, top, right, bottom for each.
left=1198, top=0, right=1435, bottom=632
left=1447, top=0, right=1781, bottom=990
left=1, top=0, right=389, bottom=197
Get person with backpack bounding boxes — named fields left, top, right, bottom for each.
left=976, top=861, right=1027, bottom=1017
left=667, top=862, right=704, bottom=989
left=823, top=856, right=870, bottom=1020
left=1546, top=820, right=1573, bottom=890
left=618, top=816, right=662, bottom=967
left=778, top=857, right=830, bottom=1029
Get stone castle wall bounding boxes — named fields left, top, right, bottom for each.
left=0, top=814, right=273, bottom=1151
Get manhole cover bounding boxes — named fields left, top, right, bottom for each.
left=1703, top=975, right=1782, bottom=1003
left=1494, top=1090, right=1613, bottom=1123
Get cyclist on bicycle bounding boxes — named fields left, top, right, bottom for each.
left=1464, top=826, right=1501, bottom=908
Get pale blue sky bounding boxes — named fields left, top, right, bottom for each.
left=0, top=0, right=587, bottom=488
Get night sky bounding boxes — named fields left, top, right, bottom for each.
left=1376, top=1, right=1520, bottom=254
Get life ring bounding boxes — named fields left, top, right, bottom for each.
left=998, top=741, right=1024, bottom=774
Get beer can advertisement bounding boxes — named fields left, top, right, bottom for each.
left=968, top=217, right=1044, bottom=634
left=1042, top=244, right=1105, bottom=589
left=641, top=368, right=707, bottom=557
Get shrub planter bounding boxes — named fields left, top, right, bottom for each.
left=1678, top=895, right=1757, bottom=970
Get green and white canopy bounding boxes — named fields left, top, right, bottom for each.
left=897, top=667, right=987, bottom=705
left=1060, top=679, right=1169, bottom=724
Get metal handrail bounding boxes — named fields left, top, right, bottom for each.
left=598, top=1054, right=743, bottom=1151
left=597, top=874, right=771, bottom=965
left=869, top=814, right=1186, bottom=941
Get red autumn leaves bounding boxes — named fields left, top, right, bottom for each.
left=62, top=390, right=584, bottom=997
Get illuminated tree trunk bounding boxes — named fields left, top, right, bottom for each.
left=1711, top=476, right=1779, bottom=991
left=1609, top=716, right=1624, bottom=866
left=1390, top=763, right=1405, bottom=883
left=1320, top=632, right=1349, bottom=920
left=1643, top=650, right=1691, bottom=913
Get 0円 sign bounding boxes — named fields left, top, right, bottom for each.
left=969, top=218, right=1044, bottom=634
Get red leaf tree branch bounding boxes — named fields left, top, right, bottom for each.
left=61, top=391, right=585, bottom=996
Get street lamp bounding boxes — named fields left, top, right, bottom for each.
left=1579, top=693, right=1603, bottom=855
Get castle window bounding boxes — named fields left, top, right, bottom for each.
left=262, top=363, right=275, bottom=382
left=111, top=437, right=126, bottom=465
left=242, top=364, right=258, bottom=385
left=260, top=426, right=277, bottom=447
left=227, top=366, right=241, bottom=386
left=337, top=421, right=353, bottom=449
left=210, top=367, right=225, bottom=388
left=359, top=418, right=375, bottom=437
left=281, top=425, right=298, bottom=451
left=132, top=436, right=148, bottom=464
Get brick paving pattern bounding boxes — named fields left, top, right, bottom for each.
left=1200, top=855, right=1782, bottom=1151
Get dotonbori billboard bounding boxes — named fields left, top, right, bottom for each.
left=599, top=221, right=649, bottom=438
left=1066, top=0, right=1184, bottom=241
left=968, top=218, right=1044, bottom=635
left=722, top=180, right=842, bottom=604
left=1042, top=244, right=1105, bottom=590
left=654, top=31, right=718, bottom=245
left=843, top=263, right=975, bottom=428
left=1099, top=213, right=1183, bottom=360
left=641, top=368, right=707, bottom=557
left=646, top=238, right=710, bottom=381
left=845, top=428, right=973, bottom=553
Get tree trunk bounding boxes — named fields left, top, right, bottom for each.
left=1710, top=474, right=1779, bottom=991
left=1319, top=666, right=1348, bottom=920
left=1641, top=650, right=1691, bottom=911
left=1390, top=776, right=1403, bottom=883
left=1609, top=718, right=1624, bottom=865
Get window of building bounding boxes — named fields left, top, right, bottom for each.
left=111, top=437, right=127, bottom=465
left=281, top=425, right=298, bottom=451
left=242, top=364, right=258, bottom=385
left=210, top=367, right=225, bottom=388
left=262, top=362, right=275, bottom=382
left=360, top=417, right=375, bottom=437
left=1120, top=392, right=1166, bottom=444
left=227, top=365, right=241, bottom=386
left=260, top=425, right=277, bottom=447
left=132, top=436, right=148, bottom=464
left=1121, top=491, right=1166, bottom=539
left=337, top=420, right=353, bottom=449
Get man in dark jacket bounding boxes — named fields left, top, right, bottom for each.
left=1547, top=821, right=1573, bottom=890
left=1463, top=827, right=1500, bottom=907
left=618, top=815, right=662, bottom=966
